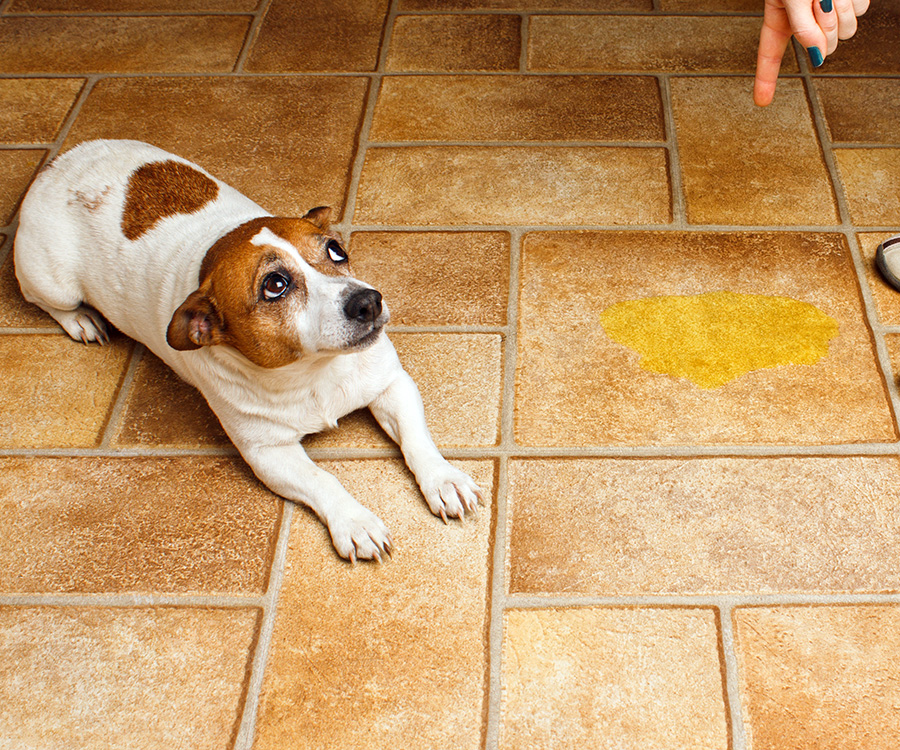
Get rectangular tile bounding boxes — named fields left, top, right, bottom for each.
left=11, top=0, right=258, bottom=8
left=660, top=0, right=759, bottom=9
left=810, top=1, right=900, bottom=74
left=0, top=78, right=83, bottom=144
left=354, top=146, right=671, bottom=226
left=858, top=232, right=900, bottom=325
left=501, top=608, right=728, bottom=749
left=508, top=457, right=900, bottom=596
left=834, top=148, right=900, bottom=226
left=0, top=150, right=45, bottom=225
left=370, top=75, right=664, bottom=142
left=252, top=459, right=494, bottom=749
left=515, top=232, right=896, bottom=446
left=817, top=78, right=900, bottom=144
left=401, top=0, right=650, bottom=8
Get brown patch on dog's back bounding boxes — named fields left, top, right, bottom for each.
left=121, top=160, right=219, bottom=240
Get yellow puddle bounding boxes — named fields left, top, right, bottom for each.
left=599, top=291, right=839, bottom=389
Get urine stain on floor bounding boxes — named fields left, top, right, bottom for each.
left=599, top=291, right=840, bottom=389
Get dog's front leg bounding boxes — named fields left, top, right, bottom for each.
left=369, top=371, right=483, bottom=522
left=245, top=443, right=392, bottom=562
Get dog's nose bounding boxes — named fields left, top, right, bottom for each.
left=344, top=288, right=382, bottom=324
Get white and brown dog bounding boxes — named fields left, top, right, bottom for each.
left=15, top=139, right=482, bottom=562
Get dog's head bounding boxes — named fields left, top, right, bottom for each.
left=166, top=207, right=389, bottom=368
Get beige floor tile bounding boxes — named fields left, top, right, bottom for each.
left=529, top=15, right=775, bottom=73
left=252, top=459, right=494, bottom=750
left=857, top=232, right=900, bottom=325
left=672, top=77, right=838, bottom=226
left=501, top=607, right=728, bottom=749
left=816, top=78, right=900, bottom=144
left=0, top=78, right=83, bottom=144
left=515, top=232, right=895, bottom=446
left=354, top=146, right=671, bottom=226
left=0, top=149, right=44, bottom=226
left=0, top=606, right=259, bottom=750
left=834, top=148, right=900, bottom=226
left=0, top=248, right=59, bottom=328
left=0, top=335, right=133, bottom=448
left=508, top=457, right=900, bottom=596
left=11, top=0, right=258, bottom=8
left=246, top=0, right=389, bottom=72
left=349, top=232, right=509, bottom=326
left=385, top=14, right=520, bottom=72
left=0, top=16, right=250, bottom=74
left=64, top=76, right=368, bottom=218
left=810, top=1, right=900, bottom=74
left=370, top=75, right=664, bottom=142
left=0, top=456, right=279, bottom=594
left=734, top=605, right=900, bottom=750
left=400, top=0, right=649, bottom=8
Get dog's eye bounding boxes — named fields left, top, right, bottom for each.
left=327, top=240, right=348, bottom=264
left=261, top=272, right=290, bottom=301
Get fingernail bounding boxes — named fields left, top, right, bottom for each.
left=808, top=46, right=825, bottom=67
left=820, top=0, right=833, bottom=12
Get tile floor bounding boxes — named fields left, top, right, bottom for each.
left=2, top=0, right=900, bottom=748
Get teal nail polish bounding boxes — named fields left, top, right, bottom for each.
left=808, top=46, right=825, bottom=67
left=820, top=0, right=833, bottom=12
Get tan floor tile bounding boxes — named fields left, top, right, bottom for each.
left=528, top=15, right=774, bottom=73
left=0, top=606, right=259, bottom=750
left=672, top=77, right=838, bottom=226
left=64, top=76, right=368, bottom=218
left=0, top=335, right=133, bottom=448
left=816, top=78, right=900, bottom=144
left=253, top=459, right=494, bottom=749
left=734, top=605, right=900, bottom=750
left=11, top=0, right=257, bottom=8
left=354, top=146, right=671, bottom=226
left=0, top=149, right=45, bottom=226
left=834, top=148, right=900, bottom=226
left=0, top=78, right=83, bottom=144
left=0, top=456, right=279, bottom=594
left=811, top=1, right=900, bottom=74
left=509, top=457, right=900, bottom=596
left=349, top=232, right=509, bottom=326
left=858, top=232, right=900, bottom=325
left=883, top=334, right=900, bottom=389
left=516, top=232, right=895, bottom=446
left=400, top=0, right=649, bottom=8
left=246, top=0, right=389, bottom=72
left=501, top=608, right=728, bottom=749
left=0, top=250, right=60, bottom=328
left=370, top=75, right=664, bottom=142
left=0, top=16, right=250, bottom=74
left=306, top=333, right=503, bottom=448
left=386, top=14, right=520, bottom=72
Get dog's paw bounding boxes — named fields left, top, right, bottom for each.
left=420, top=464, right=483, bottom=523
left=328, top=507, right=393, bottom=564
left=55, top=306, right=110, bottom=345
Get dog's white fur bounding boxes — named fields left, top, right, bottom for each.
left=15, top=139, right=481, bottom=561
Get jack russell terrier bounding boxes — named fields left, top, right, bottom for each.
left=15, top=139, right=482, bottom=562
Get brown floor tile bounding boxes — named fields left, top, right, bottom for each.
left=0, top=456, right=279, bottom=594
left=354, top=146, right=671, bottom=226
left=0, top=149, right=45, bottom=226
left=64, top=76, right=369, bottom=218
left=811, top=0, right=900, bottom=74
left=11, top=0, right=258, bottom=9
left=349, top=232, right=510, bottom=326
left=0, top=335, right=133, bottom=449
left=660, top=0, right=759, bottom=9
left=858, top=232, right=900, bottom=325
left=672, top=77, right=838, bottom=226
left=508, top=457, right=900, bottom=596
left=370, top=75, right=664, bottom=142
left=0, top=16, right=250, bottom=74
left=252, top=459, right=494, bottom=749
left=528, top=15, right=774, bottom=73
left=400, top=0, right=650, bottom=8
left=515, top=232, right=895, bottom=446
left=834, top=148, right=900, bottom=226
left=501, top=608, right=728, bottom=749
left=0, top=78, right=83, bottom=144
left=306, top=333, right=503, bottom=449
left=245, top=0, right=389, bottom=72
left=734, top=605, right=900, bottom=750
left=0, top=247, right=59, bottom=328
left=816, top=78, right=900, bottom=144
left=0, top=606, right=259, bottom=750
left=884, top=334, right=900, bottom=389
left=385, top=14, right=520, bottom=72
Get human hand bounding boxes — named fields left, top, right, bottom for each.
left=754, top=0, right=870, bottom=106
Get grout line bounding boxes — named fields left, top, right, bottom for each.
left=485, top=455, right=509, bottom=750
left=98, top=344, right=145, bottom=450
left=518, top=14, right=528, bottom=73
left=233, top=0, right=273, bottom=74
left=659, top=73, right=687, bottom=228
left=0, top=592, right=266, bottom=607
left=719, top=604, right=748, bottom=750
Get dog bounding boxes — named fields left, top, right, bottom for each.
left=14, top=139, right=482, bottom=562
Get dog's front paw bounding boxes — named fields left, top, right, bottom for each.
left=55, top=306, right=110, bottom=345
left=328, top=507, right=393, bottom=564
left=420, top=464, right=483, bottom=523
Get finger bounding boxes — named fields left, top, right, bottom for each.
left=781, top=0, right=829, bottom=66
left=814, top=0, right=839, bottom=55
left=833, top=0, right=860, bottom=39
left=852, top=0, right=869, bottom=16
left=754, top=9, right=792, bottom=106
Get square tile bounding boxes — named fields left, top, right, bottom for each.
left=0, top=150, right=45, bottom=226
left=370, top=75, right=664, bottom=142
left=857, top=232, right=900, bottom=325
left=515, top=232, right=896, bottom=446
left=733, top=605, right=900, bottom=750
left=0, top=78, right=83, bottom=144
left=0, top=606, right=259, bottom=750
left=354, top=146, right=671, bottom=226
left=64, top=76, right=369, bottom=218
left=816, top=78, right=900, bottom=144
left=385, top=14, right=520, bottom=72
left=834, top=148, right=900, bottom=226
left=508, top=457, right=900, bottom=596
left=501, top=608, right=728, bottom=749
left=252, top=459, right=494, bottom=749
left=672, top=77, right=838, bottom=226
left=811, top=0, right=900, bottom=74
left=0, top=456, right=280, bottom=594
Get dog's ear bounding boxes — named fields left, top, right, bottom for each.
left=302, top=206, right=332, bottom=231
left=166, top=288, right=225, bottom=351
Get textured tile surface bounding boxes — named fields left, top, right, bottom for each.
left=401, top=0, right=650, bottom=8
left=834, top=149, right=900, bottom=226
left=810, top=1, right=900, bottom=74
left=816, top=78, right=900, bottom=144
left=858, top=232, right=900, bottom=325
left=0, top=78, right=83, bottom=143
left=11, top=0, right=258, bottom=8
left=0, top=149, right=44, bottom=225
